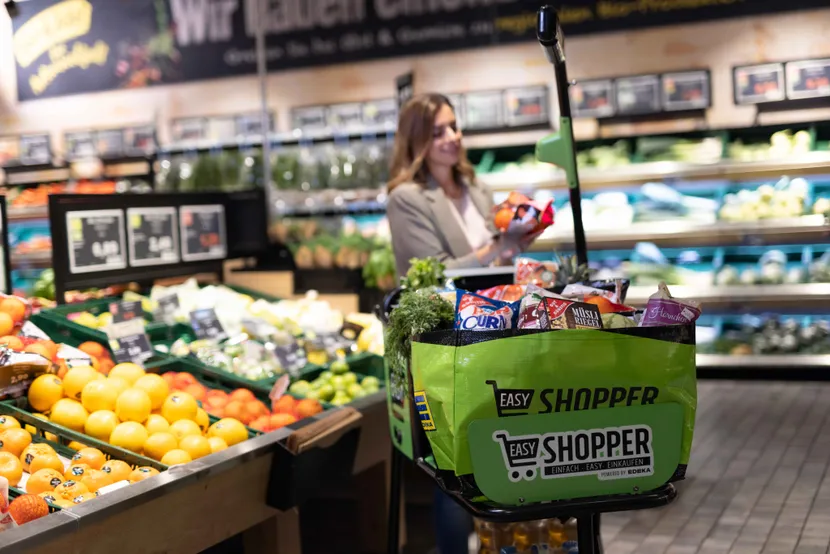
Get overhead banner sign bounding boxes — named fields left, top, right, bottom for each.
left=11, top=0, right=828, bottom=101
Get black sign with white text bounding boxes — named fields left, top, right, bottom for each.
left=180, top=204, right=227, bottom=262
left=734, top=63, right=786, bottom=105
left=109, top=300, right=144, bottom=323
left=190, top=308, right=227, bottom=341
left=661, top=71, right=710, bottom=111
left=615, top=75, right=661, bottom=116
left=786, top=59, right=830, bottom=100
left=127, top=207, right=179, bottom=267
left=67, top=209, right=127, bottom=274
left=570, top=80, right=615, bottom=119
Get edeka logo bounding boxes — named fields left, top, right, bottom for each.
left=413, top=390, right=436, bottom=432
left=13, top=0, right=93, bottom=68
left=492, top=424, right=654, bottom=483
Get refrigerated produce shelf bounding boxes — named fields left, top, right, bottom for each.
left=531, top=215, right=830, bottom=250
left=696, top=354, right=830, bottom=369
left=626, top=283, right=830, bottom=308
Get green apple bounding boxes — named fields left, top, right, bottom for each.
left=330, top=392, right=351, bottom=406
left=330, top=359, right=350, bottom=375
left=330, top=375, right=346, bottom=391
left=289, top=380, right=311, bottom=396
left=347, top=384, right=365, bottom=398
left=305, top=389, right=321, bottom=400
left=342, top=372, right=358, bottom=385
left=317, top=384, right=335, bottom=401
left=311, top=378, right=326, bottom=390
left=319, top=371, right=334, bottom=381
left=361, top=376, right=381, bottom=390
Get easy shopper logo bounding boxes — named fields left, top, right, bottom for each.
left=492, top=424, right=654, bottom=483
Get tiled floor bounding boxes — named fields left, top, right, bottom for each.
left=602, top=381, right=830, bottom=554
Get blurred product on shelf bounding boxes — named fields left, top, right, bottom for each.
left=719, top=177, right=808, bottom=221
left=728, top=129, right=812, bottom=161
left=699, top=314, right=830, bottom=356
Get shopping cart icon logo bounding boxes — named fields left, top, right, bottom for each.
left=413, top=390, right=436, bottom=432
left=487, top=380, right=534, bottom=417
left=492, top=425, right=655, bottom=483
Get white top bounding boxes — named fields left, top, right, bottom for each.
left=445, top=189, right=492, bottom=251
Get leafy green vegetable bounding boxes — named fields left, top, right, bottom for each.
left=401, top=257, right=447, bottom=290
left=363, top=243, right=396, bottom=290
left=385, top=289, right=454, bottom=375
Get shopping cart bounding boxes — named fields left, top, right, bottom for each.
left=493, top=431, right=540, bottom=482
left=487, top=380, right=536, bottom=417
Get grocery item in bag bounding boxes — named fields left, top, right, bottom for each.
left=639, top=282, right=702, bottom=327
left=455, top=292, right=516, bottom=331
left=517, top=287, right=602, bottom=330
left=493, top=192, right=554, bottom=235
left=515, top=258, right=558, bottom=288
left=476, top=284, right=526, bottom=303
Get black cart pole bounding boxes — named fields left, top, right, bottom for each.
left=387, top=446, right=403, bottom=554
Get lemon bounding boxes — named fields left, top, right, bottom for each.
left=115, top=388, right=152, bottom=423
left=194, top=408, right=209, bottom=434
left=144, top=414, right=170, bottom=435
left=208, top=437, right=228, bottom=453
left=74, top=313, right=99, bottom=329
left=50, top=399, right=88, bottom=432
left=133, top=374, right=169, bottom=410
left=178, top=435, right=211, bottom=460
left=28, top=374, right=64, bottom=412
left=62, top=366, right=100, bottom=401
left=81, top=379, right=119, bottom=412
left=168, top=419, right=201, bottom=442
left=143, top=432, right=178, bottom=461
left=106, top=376, right=131, bottom=396
left=160, top=449, right=192, bottom=466
left=109, top=422, right=148, bottom=453
left=96, top=312, right=113, bottom=328
left=208, top=418, right=248, bottom=446
left=84, top=410, right=119, bottom=442
left=108, top=363, right=145, bottom=385
left=161, top=392, right=198, bottom=423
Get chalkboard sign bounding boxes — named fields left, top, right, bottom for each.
left=786, top=58, right=830, bottom=100
left=66, top=209, right=127, bottom=274
left=65, top=131, right=98, bottom=160
left=505, top=86, right=549, bottom=127
left=570, top=80, right=615, bottom=118
left=734, top=63, right=785, bottom=105
left=180, top=204, right=227, bottom=262
left=615, top=75, right=661, bottom=115
left=662, top=71, right=711, bottom=111
left=127, top=207, right=180, bottom=267
left=190, top=308, right=227, bottom=342
left=109, top=300, right=143, bottom=323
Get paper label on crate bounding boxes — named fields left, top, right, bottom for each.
left=269, top=374, right=290, bottom=407
left=106, top=319, right=153, bottom=365
left=57, top=343, right=93, bottom=368
left=19, top=321, right=50, bottom=341
left=156, top=293, right=180, bottom=323
left=109, top=300, right=144, bottom=323
left=189, top=308, right=227, bottom=342
left=96, top=480, right=131, bottom=495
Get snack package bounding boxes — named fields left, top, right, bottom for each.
left=0, top=347, right=53, bottom=400
left=493, top=192, right=554, bottom=235
left=517, top=287, right=602, bottom=330
left=455, top=292, right=517, bottom=331
left=639, top=282, right=702, bottom=327
left=515, top=258, right=559, bottom=288
left=476, top=284, right=527, bottom=303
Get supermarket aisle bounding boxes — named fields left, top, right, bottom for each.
left=602, top=380, right=830, bottom=554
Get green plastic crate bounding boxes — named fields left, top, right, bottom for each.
left=36, top=297, right=168, bottom=341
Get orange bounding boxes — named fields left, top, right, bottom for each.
left=29, top=453, right=64, bottom=475
left=0, top=296, right=27, bottom=322
left=160, top=449, right=192, bottom=465
left=269, top=413, right=297, bottom=430
left=106, top=376, right=131, bottom=397
left=115, top=388, right=151, bottom=423
left=161, top=372, right=177, bottom=388
left=81, top=379, right=120, bottom=412
left=80, top=469, right=110, bottom=492
left=71, top=447, right=106, bottom=470
left=0, top=428, right=32, bottom=457
left=24, top=342, right=53, bottom=362
left=229, top=388, right=256, bottom=403
left=26, top=468, right=64, bottom=495
left=0, top=452, right=23, bottom=486
left=62, top=366, right=100, bottom=401
left=208, top=418, right=248, bottom=447
left=8, top=494, right=49, bottom=524
left=0, top=312, right=14, bottom=336
left=494, top=207, right=515, bottom=232
left=109, top=421, right=148, bottom=453
left=249, top=416, right=270, bottom=432
left=108, top=363, right=145, bottom=385
left=143, top=432, right=178, bottom=461
left=183, top=383, right=207, bottom=402
left=178, top=435, right=211, bottom=460
left=168, top=419, right=201, bottom=442
left=67, top=440, right=88, bottom=451
left=20, top=443, right=56, bottom=472
left=223, top=400, right=245, bottom=422
left=244, top=400, right=269, bottom=422
left=77, top=341, right=107, bottom=359
left=38, top=492, right=58, bottom=504
left=54, top=479, right=89, bottom=500
left=84, top=410, right=119, bottom=442
left=161, top=392, right=198, bottom=423
left=97, top=358, right=115, bottom=376
left=28, top=374, right=64, bottom=412
left=207, top=437, right=228, bottom=454
left=173, top=372, right=197, bottom=389
left=24, top=413, right=57, bottom=442
left=51, top=497, right=75, bottom=509
left=0, top=416, right=21, bottom=432
left=64, top=463, right=91, bottom=480
left=128, top=466, right=159, bottom=483
left=194, top=408, right=210, bottom=434
left=296, top=399, right=324, bottom=419
left=133, top=374, right=169, bottom=410
left=272, top=395, right=296, bottom=414
left=144, top=414, right=170, bottom=435
left=49, top=398, right=89, bottom=432
left=71, top=492, right=97, bottom=504
left=32, top=340, right=58, bottom=361
left=0, top=336, right=24, bottom=350
left=100, top=460, right=132, bottom=483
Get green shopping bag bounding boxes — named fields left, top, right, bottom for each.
left=410, top=325, right=696, bottom=505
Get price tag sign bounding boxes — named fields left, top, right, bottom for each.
left=19, top=134, right=51, bottom=165
left=109, top=300, right=143, bottom=323
left=96, top=129, right=124, bottom=157
left=396, top=72, right=414, bottom=110
left=156, top=293, right=180, bottom=323
left=124, top=125, right=156, bottom=154
left=127, top=207, right=180, bottom=267
left=0, top=137, right=21, bottom=166
left=274, top=342, right=307, bottom=374
left=67, top=209, right=127, bottom=274
left=505, top=86, right=549, bottom=127
left=65, top=131, right=97, bottom=160
left=362, top=99, right=398, bottom=130
left=291, top=106, right=328, bottom=133
left=662, top=71, right=710, bottom=111
left=106, top=318, right=153, bottom=365
left=190, top=308, right=227, bottom=342
left=734, top=63, right=785, bottom=104
left=327, top=103, right=365, bottom=134
left=180, top=204, right=227, bottom=262
left=615, top=75, right=661, bottom=115
left=786, top=59, right=830, bottom=100
left=570, top=80, right=615, bottom=118
left=56, top=343, right=93, bottom=369
left=464, top=91, right=505, bottom=130
left=171, top=118, right=206, bottom=142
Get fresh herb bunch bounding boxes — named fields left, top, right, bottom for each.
left=385, top=290, right=455, bottom=372
left=401, top=257, right=447, bottom=290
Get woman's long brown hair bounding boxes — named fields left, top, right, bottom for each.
left=387, top=93, right=476, bottom=192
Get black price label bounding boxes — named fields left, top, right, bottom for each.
left=127, top=207, right=180, bottom=267
left=615, top=75, right=661, bottom=115
left=734, top=63, right=785, bottom=104
left=190, top=308, right=227, bottom=341
left=124, top=125, right=156, bottom=154
left=291, top=106, right=327, bottom=133
left=662, top=71, right=710, bottom=111
left=464, top=91, right=505, bottom=130
left=19, top=134, right=51, bottom=165
left=327, top=103, right=365, bottom=133
left=106, top=319, right=152, bottom=365
left=157, top=293, right=180, bottom=319
left=786, top=59, right=830, bottom=100
left=65, top=131, right=97, bottom=160
left=570, top=80, right=615, bottom=118
left=505, top=86, right=549, bottom=127
left=275, top=342, right=307, bottom=373
left=109, top=300, right=144, bottom=323
left=96, top=129, right=124, bottom=157
left=180, top=204, right=227, bottom=262
left=67, top=209, right=127, bottom=274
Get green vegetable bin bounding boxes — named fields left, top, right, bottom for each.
left=35, top=297, right=169, bottom=342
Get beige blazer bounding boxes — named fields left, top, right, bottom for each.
left=386, top=176, right=497, bottom=277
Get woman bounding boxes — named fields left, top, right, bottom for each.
left=386, top=93, right=538, bottom=277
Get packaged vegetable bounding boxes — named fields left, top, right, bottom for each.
left=639, top=282, right=702, bottom=327
left=493, top=192, right=554, bottom=235
left=454, top=292, right=516, bottom=331
left=0, top=347, right=53, bottom=400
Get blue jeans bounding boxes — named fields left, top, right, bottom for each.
left=434, top=486, right=473, bottom=554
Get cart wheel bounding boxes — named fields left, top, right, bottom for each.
left=510, top=470, right=522, bottom=482
left=525, top=468, right=536, bottom=480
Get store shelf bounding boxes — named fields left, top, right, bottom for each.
left=532, top=214, right=829, bottom=250
left=480, top=151, right=830, bottom=192
left=11, top=251, right=52, bottom=268
left=696, top=354, right=830, bottom=369
left=7, top=206, right=49, bottom=221
left=625, top=283, right=830, bottom=308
